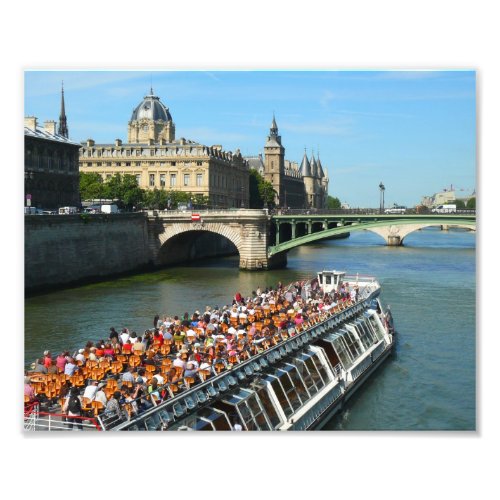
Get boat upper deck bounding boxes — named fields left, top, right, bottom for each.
left=24, top=273, right=387, bottom=431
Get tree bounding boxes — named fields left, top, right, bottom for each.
left=451, top=199, right=466, bottom=209
left=326, top=196, right=341, bottom=209
left=79, top=172, right=106, bottom=201
left=248, top=169, right=276, bottom=209
left=466, top=197, right=476, bottom=209
left=120, top=175, right=144, bottom=210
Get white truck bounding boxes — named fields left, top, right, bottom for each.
left=101, top=204, right=119, bottom=214
left=432, top=204, right=456, bottom=214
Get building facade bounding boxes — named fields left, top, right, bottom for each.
left=250, top=116, right=329, bottom=209
left=24, top=87, right=81, bottom=209
left=79, top=89, right=249, bottom=208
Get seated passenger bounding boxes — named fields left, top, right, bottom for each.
left=105, top=391, right=123, bottom=418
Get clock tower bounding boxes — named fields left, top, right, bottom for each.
left=263, top=115, right=285, bottom=206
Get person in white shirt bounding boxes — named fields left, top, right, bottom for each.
left=173, top=353, right=186, bottom=369
left=75, top=349, right=86, bottom=365
left=83, top=380, right=99, bottom=400
left=94, top=384, right=108, bottom=406
left=120, top=328, right=130, bottom=345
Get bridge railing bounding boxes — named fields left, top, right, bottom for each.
left=270, top=208, right=475, bottom=216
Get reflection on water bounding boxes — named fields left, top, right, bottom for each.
left=25, top=228, right=476, bottom=430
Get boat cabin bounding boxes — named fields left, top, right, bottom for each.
left=317, top=270, right=345, bottom=294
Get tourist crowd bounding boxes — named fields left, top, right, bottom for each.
left=24, top=279, right=358, bottom=429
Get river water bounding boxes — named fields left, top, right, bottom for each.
left=24, top=227, right=476, bottom=430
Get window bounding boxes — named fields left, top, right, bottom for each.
left=160, top=174, right=166, bottom=187
left=126, top=162, right=131, bottom=167
left=170, top=173, right=177, bottom=188
left=135, top=174, right=141, bottom=185
left=196, top=174, right=203, bottom=187
left=149, top=174, right=155, bottom=187
left=197, top=161, right=202, bottom=166
left=184, top=174, right=190, bottom=187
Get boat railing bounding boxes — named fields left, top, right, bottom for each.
left=113, top=286, right=382, bottom=431
left=24, top=405, right=103, bottom=431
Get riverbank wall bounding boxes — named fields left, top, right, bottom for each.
left=25, top=214, right=153, bottom=294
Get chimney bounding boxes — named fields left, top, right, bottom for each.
left=115, top=139, right=122, bottom=147
left=87, top=138, right=95, bottom=147
left=25, top=116, right=38, bottom=130
left=44, top=120, right=57, bottom=135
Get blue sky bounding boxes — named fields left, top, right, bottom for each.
left=24, top=70, right=476, bottom=208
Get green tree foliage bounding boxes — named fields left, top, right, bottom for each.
left=326, top=195, right=341, bottom=209
left=79, top=172, right=105, bottom=201
left=248, top=169, right=276, bottom=208
left=466, top=197, right=476, bottom=209
left=451, top=199, right=466, bottom=209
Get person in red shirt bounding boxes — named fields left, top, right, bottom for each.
left=153, top=329, right=164, bottom=346
left=122, top=339, right=133, bottom=353
left=43, top=351, right=52, bottom=369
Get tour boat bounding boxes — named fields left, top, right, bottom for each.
left=24, top=270, right=395, bottom=431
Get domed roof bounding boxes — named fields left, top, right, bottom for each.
left=130, top=89, right=172, bottom=122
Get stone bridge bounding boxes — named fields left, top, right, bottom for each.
left=147, top=209, right=285, bottom=270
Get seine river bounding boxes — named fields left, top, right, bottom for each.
left=24, top=227, right=476, bottom=430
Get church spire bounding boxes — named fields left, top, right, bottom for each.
left=58, top=82, right=68, bottom=138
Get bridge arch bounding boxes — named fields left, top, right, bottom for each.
left=156, top=222, right=243, bottom=267
left=366, top=222, right=475, bottom=245
left=149, top=210, right=273, bottom=270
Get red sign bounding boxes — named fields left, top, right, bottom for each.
left=191, top=213, right=201, bottom=221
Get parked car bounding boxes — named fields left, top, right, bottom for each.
left=83, top=204, right=101, bottom=214
left=58, top=206, right=78, bottom=214
left=384, top=205, right=407, bottom=214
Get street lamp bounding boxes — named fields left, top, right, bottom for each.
left=379, top=182, right=385, bottom=213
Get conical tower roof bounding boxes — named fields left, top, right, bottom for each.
left=317, top=156, right=325, bottom=178
left=300, top=151, right=312, bottom=177
left=310, top=154, right=318, bottom=178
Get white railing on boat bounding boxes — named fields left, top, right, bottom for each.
left=24, top=404, right=103, bottom=431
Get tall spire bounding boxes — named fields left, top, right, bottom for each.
left=58, top=81, right=68, bottom=138
left=270, top=113, right=278, bottom=135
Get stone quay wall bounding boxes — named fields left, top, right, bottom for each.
left=25, top=213, right=152, bottom=293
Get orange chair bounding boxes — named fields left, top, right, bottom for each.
left=81, top=397, right=93, bottom=415
left=145, top=364, right=157, bottom=375
left=91, top=400, right=104, bottom=417
left=160, top=344, right=171, bottom=356
left=128, top=355, right=141, bottom=368
left=214, top=362, right=225, bottom=374
left=111, top=361, right=123, bottom=375
left=198, top=369, right=211, bottom=382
